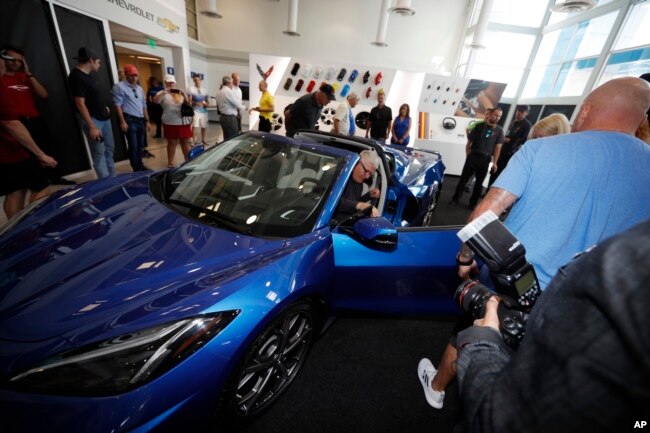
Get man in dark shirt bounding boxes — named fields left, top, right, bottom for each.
left=285, top=84, right=336, bottom=138
left=365, top=89, right=392, bottom=143
left=456, top=219, right=650, bottom=433
left=488, top=105, right=531, bottom=186
left=334, top=150, right=381, bottom=221
left=451, top=107, right=504, bottom=209
left=68, top=47, right=115, bottom=178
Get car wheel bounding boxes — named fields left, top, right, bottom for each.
left=271, top=112, right=284, bottom=131
left=217, top=300, right=318, bottom=427
left=422, top=187, right=440, bottom=226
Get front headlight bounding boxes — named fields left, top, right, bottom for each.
left=9, top=311, right=239, bottom=396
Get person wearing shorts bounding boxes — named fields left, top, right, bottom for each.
left=153, top=74, right=192, bottom=168
left=189, top=75, right=209, bottom=145
left=0, top=56, right=56, bottom=219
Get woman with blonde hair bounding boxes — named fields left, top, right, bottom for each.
left=153, top=74, right=193, bottom=168
left=529, top=113, right=571, bottom=139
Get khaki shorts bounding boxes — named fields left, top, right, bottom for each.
left=192, top=111, right=208, bottom=128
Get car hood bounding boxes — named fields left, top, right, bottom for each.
left=0, top=174, right=286, bottom=342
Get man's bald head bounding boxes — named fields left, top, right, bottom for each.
left=572, top=77, right=650, bottom=134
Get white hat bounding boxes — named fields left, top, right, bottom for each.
left=164, top=74, right=176, bottom=83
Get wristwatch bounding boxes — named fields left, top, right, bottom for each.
left=455, top=254, right=474, bottom=266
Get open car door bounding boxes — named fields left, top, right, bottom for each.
left=330, top=221, right=462, bottom=316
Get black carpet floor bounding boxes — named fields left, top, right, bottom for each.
left=238, top=176, right=475, bottom=433
left=240, top=316, right=462, bottom=433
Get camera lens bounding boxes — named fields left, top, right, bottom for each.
left=454, top=280, right=493, bottom=319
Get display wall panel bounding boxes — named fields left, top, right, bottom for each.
left=540, top=104, right=576, bottom=120
left=0, top=0, right=91, bottom=175
left=55, top=5, right=127, bottom=162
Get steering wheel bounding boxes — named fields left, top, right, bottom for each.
left=299, top=177, right=324, bottom=195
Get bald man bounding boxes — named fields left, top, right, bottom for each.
left=419, top=77, right=650, bottom=411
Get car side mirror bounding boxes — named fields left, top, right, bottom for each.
left=187, top=145, right=205, bottom=160
left=347, top=217, right=397, bottom=251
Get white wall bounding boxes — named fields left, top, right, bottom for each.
left=55, top=0, right=189, bottom=47
left=197, top=0, right=469, bottom=75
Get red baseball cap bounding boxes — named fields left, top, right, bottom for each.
left=124, top=64, right=139, bottom=76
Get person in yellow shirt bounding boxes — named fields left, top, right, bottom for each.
left=249, top=80, right=275, bottom=132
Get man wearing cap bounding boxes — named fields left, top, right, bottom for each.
left=68, top=47, right=115, bottom=178
left=488, top=104, right=531, bottom=186
left=112, top=64, right=149, bottom=172
left=285, top=83, right=336, bottom=138
left=216, top=75, right=247, bottom=142
left=332, top=92, right=359, bottom=136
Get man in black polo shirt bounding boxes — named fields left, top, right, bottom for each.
left=488, top=104, right=531, bottom=186
left=285, top=83, right=336, bottom=138
left=68, top=47, right=115, bottom=178
left=451, top=107, right=504, bottom=209
left=365, top=89, right=392, bottom=143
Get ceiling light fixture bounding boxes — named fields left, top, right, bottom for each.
left=199, top=0, right=222, bottom=19
left=551, top=0, right=596, bottom=13
left=372, top=0, right=391, bottom=47
left=283, top=0, right=300, bottom=36
left=388, top=0, right=416, bottom=17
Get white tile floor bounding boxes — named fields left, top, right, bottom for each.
left=0, top=122, right=225, bottom=225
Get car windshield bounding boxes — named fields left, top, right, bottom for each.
left=162, top=134, right=345, bottom=239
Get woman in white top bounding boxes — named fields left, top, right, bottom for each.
left=153, top=74, right=193, bottom=168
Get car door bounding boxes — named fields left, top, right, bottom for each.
left=329, top=225, right=462, bottom=316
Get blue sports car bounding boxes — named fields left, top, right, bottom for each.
left=0, top=131, right=460, bottom=433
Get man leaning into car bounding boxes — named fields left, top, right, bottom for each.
left=334, top=150, right=381, bottom=221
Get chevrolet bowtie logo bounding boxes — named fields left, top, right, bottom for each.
left=157, top=17, right=179, bottom=33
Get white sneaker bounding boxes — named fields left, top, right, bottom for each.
left=417, top=358, right=445, bottom=409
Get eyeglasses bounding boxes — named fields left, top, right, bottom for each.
left=131, top=88, right=138, bottom=99
left=359, top=160, right=374, bottom=177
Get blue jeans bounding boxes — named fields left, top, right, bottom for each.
left=81, top=117, right=116, bottom=178
left=124, top=115, right=146, bottom=170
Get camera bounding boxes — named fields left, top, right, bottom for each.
left=457, top=211, right=541, bottom=307
left=454, top=211, right=542, bottom=348
left=454, top=280, right=528, bottom=349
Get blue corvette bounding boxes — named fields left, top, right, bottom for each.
left=0, top=131, right=460, bottom=432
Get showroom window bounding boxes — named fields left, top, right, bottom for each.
left=471, top=30, right=537, bottom=98
left=460, top=0, right=648, bottom=107
left=597, top=0, right=650, bottom=84
left=186, top=0, right=198, bottom=40
left=522, top=10, right=619, bottom=97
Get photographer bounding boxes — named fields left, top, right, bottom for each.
left=456, top=220, right=650, bottom=433
left=418, top=77, right=650, bottom=410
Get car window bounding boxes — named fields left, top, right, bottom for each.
left=163, top=135, right=345, bottom=239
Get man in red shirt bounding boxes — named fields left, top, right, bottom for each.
left=1, top=44, right=73, bottom=185
left=0, top=48, right=57, bottom=219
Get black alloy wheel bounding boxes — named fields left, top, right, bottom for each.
left=217, top=300, right=318, bottom=427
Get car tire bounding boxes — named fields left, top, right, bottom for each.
left=422, top=186, right=441, bottom=226
left=216, top=299, right=319, bottom=428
